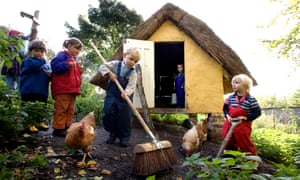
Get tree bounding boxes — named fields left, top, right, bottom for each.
left=290, top=87, right=300, bottom=106
left=65, top=0, right=143, bottom=61
left=261, top=0, right=299, bottom=65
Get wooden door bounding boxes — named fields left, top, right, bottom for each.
left=123, top=39, right=155, bottom=108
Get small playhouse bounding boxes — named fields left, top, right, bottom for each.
left=110, top=3, right=257, bottom=121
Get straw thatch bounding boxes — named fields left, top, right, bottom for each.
left=110, top=3, right=257, bottom=85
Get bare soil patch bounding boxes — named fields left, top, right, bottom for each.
left=1, top=121, right=277, bottom=179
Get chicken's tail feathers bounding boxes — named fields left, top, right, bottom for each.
left=81, top=111, right=96, bottom=128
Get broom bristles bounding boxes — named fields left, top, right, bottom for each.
left=132, top=142, right=177, bottom=176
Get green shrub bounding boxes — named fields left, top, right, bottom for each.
left=0, top=29, right=24, bottom=67
left=0, top=81, right=53, bottom=138
left=150, top=113, right=189, bottom=125
left=0, top=82, right=24, bottom=138
left=20, top=101, right=53, bottom=128
left=274, top=163, right=300, bottom=178
left=252, top=128, right=300, bottom=165
left=150, top=113, right=206, bottom=125
left=75, top=93, right=105, bottom=125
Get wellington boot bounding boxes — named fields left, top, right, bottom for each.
left=38, top=122, right=49, bottom=131
left=29, top=125, right=38, bottom=133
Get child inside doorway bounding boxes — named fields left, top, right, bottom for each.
left=175, top=63, right=185, bottom=108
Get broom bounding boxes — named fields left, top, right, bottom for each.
left=89, top=40, right=177, bottom=176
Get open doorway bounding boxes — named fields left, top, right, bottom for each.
left=154, top=42, right=184, bottom=108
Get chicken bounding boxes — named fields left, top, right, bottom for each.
left=65, top=112, right=97, bottom=164
left=181, top=119, right=208, bottom=156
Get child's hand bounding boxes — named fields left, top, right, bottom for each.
left=121, top=91, right=128, bottom=99
left=226, top=114, right=232, bottom=121
left=237, top=116, right=247, bottom=121
left=68, top=61, right=75, bottom=67
left=79, top=66, right=84, bottom=72
left=41, top=64, right=52, bottom=77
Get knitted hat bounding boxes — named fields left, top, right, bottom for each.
left=8, top=29, right=23, bottom=36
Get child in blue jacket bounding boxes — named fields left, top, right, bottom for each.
left=19, top=40, right=51, bottom=133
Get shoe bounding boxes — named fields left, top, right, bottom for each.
left=37, top=122, right=49, bottom=131
left=52, top=129, right=66, bottom=137
left=119, top=141, right=129, bottom=147
left=106, top=134, right=117, bottom=144
left=28, top=125, right=38, bottom=133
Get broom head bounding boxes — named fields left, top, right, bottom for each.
left=132, top=140, right=177, bottom=176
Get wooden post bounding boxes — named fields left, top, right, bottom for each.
left=29, top=10, right=39, bottom=41
left=135, top=64, right=157, bottom=135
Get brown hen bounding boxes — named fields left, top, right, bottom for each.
left=65, top=111, right=97, bottom=163
left=181, top=119, right=208, bottom=156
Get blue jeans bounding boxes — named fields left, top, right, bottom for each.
left=6, top=74, right=20, bottom=90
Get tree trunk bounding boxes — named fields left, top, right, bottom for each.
left=29, top=10, right=39, bottom=41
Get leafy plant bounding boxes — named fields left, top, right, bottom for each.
left=150, top=113, right=188, bottom=125
left=252, top=128, right=300, bottom=165
left=182, top=151, right=263, bottom=180
left=0, top=29, right=24, bottom=67
left=0, top=81, right=25, bottom=138
left=0, top=80, right=54, bottom=138
left=20, top=101, right=53, bottom=129
left=75, top=93, right=105, bottom=125
left=274, top=163, right=300, bottom=178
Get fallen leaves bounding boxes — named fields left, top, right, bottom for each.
left=22, top=133, right=32, bottom=138
left=46, top=146, right=57, bottom=157
left=54, top=167, right=61, bottom=174
left=78, top=169, right=87, bottom=176
left=12, top=142, right=133, bottom=178
left=47, top=147, right=112, bottom=177
left=100, top=169, right=111, bottom=175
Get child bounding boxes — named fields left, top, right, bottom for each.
left=175, top=63, right=185, bottom=108
left=99, top=47, right=141, bottom=147
left=19, top=40, right=51, bottom=133
left=222, top=74, right=261, bottom=156
left=50, top=37, right=83, bottom=137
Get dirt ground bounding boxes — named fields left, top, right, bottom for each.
left=2, top=120, right=277, bottom=180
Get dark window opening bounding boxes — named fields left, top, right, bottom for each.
left=154, top=42, right=184, bottom=108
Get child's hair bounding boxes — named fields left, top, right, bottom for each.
left=177, top=63, right=184, bottom=69
left=63, top=37, right=83, bottom=50
left=28, top=40, right=47, bottom=53
left=232, top=74, right=253, bottom=92
left=125, top=47, right=141, bottom=61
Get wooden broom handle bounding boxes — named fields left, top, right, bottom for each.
left=89, top=40, right=158, bottom=143
left=216, top=118, right=242, bottom=157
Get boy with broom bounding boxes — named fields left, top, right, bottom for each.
left=99, top=47, right=141, bottom=147
left=90, top=40, right=176, bottom=176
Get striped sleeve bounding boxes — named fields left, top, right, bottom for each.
left=247, top=95, right=261, bottom=121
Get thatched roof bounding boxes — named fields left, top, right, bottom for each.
left=110, top=3, right=257, bottom=85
